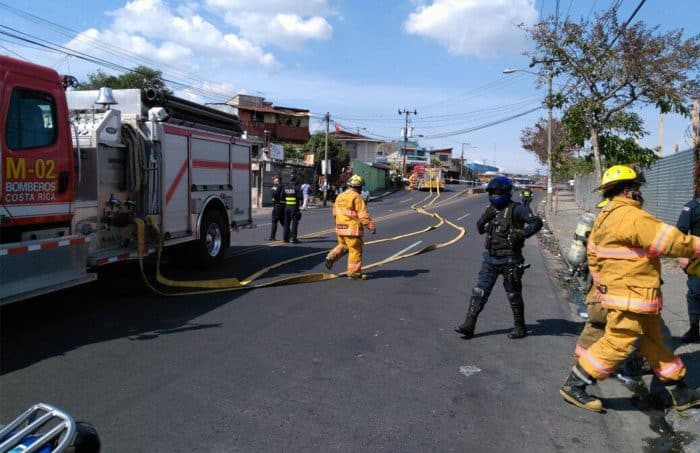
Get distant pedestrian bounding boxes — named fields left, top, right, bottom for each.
left=676, top=196, right=700, bottom=343
left=520, top=188, right=533, bottom=208
left=283, top=175, right=302, bottom=243
left=301, top=181, right=311, bottom=210
left=268, top=176, right=285, bottom=241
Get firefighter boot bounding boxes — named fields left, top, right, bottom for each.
left=559, top=365, right=603, bottom=412
left=665, top=380, right=700, bottom=411
left=681, top=322, right=699, bottom=343
left=454, top=288, right=485, bottom=338
left=506, top=292, right=527, bottom=339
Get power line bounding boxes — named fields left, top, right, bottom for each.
left=420, top=106, right=543, bottom=139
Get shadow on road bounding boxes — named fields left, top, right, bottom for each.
left=365, top=268, right=430, bottom=279
left=529, top=318, right=584, bottom=337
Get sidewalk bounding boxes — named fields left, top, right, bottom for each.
left=542, top=190, right=700, bottom=450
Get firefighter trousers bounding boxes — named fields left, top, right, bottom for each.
left=574, top=302, right=608, bottom=360
left=327, top=235, right=363, bottom=276
left=578, top=310, right=686, bottom=383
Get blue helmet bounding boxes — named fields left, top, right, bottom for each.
left=486, top=176, right=513, bottom=208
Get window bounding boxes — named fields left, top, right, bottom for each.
left=5, top=88, right=57, bottom=150
left=439, top=154, right=449, bottom=162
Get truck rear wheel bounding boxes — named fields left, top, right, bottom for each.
left=196, top=209, right=229, bottom=267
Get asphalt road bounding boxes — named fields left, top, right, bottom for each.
left=1, top=188, right=626, bottom=452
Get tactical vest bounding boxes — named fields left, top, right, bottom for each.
left=284, top=186, right=299, bottom=206
left=485, top=202, right=525, bottom=257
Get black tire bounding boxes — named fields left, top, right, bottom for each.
left=195, top=209, right=229, bottom=268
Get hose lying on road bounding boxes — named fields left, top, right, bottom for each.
left=134, top=189, right=468, bottom=296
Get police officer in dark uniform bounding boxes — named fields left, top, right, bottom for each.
left=283, top=175, right=303, bottom=243
left=455, top=176, right=543, bottom=339
left=677, top=196, right=700, bottom=343
left=268, top=175, right=285, bottom=241
left=521, top=187, right=533, bottom=208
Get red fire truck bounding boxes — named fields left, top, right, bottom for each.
left=411, top=165, right=445, bottom=190
left=1, top=56, right=253, bottom=304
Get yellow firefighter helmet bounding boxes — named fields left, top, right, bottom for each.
left=596, top=198, right=610, bottom=209
left=595, top=165, right=639, bottom=192
left=348, top=175, right=365, bottom=188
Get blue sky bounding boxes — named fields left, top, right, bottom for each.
left=2, top=0, right=698, bottom=174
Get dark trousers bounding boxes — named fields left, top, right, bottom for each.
left=284, top=206, right=300, bottom=241
left=688, top=275, right=700, bottom=323
left=270, top=205, right=285, bottom=239
left=475, top=254, right=524, bottom=304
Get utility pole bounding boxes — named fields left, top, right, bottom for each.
left=546, top=63, right=553, bottom=212
left=657, top=114, right=665, bottom=157
left=399, top=108, right=417, bottom=179
left=323, top=112, right=330, bottom=207
left=692, top=99, right=699, bottom=148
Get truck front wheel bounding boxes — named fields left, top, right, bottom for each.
left=196, top=209, right=229, bottom=267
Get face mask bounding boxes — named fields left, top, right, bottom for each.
left=489, top=193, right=511, bottom=208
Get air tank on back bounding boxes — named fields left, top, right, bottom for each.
left=566, top=212, right=596, bottom=266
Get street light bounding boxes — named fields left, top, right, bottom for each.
left=503, top=65, right=554, bottom=211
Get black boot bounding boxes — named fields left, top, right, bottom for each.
left=666, top=380, right=700, bottom=411
left=506, top=292, right=527, bottom=339
left=559, top=366, right=603, bottom=412
left=455, top=288, right=485, bottom=338
left=681, top=322, right=700, bottom=343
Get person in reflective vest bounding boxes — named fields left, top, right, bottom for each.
left=283, top=175, right=302, bottom=243
left=560, top=165, right=700, bottom=413
left=455, top=176, right=542, bottom=340
left=268, top=176, right=286, bottom=241
left=325, top=175, right=376, bottom=279
left=676, top=196, right=700, bottom=343
left=520, top=188, right=533, bottom=207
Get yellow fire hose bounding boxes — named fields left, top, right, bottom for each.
left=135, top=189, right=469, bottom=296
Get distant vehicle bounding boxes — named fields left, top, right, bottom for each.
left=361, top=188, right=370, bottom=202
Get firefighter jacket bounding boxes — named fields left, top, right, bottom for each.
left=587, top=196, right=700, bottom=314
left=477, top=202, right=543, bottom=257
left=332, top=189, right=375, bottom=237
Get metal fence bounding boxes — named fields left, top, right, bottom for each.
left=574, top=148, right=697, bottom=223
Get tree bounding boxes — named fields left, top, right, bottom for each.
left=527, top=6, right=700, bottom=180
left=302, top=133, right=349, bottom=187
left=520, top=117, right=572, bottom=168
left=430, top=158, right=442, bottom=167
left=76, top=66, right=171, bottom=93
left=283, top=143, right=304, bottom=161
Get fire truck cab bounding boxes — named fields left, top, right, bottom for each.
left=0, top=56, right=252, bottom=304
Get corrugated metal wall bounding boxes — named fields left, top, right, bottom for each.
left=574, top=148, right=697, bottom=223
left=351, top=160, right=389, bottom=192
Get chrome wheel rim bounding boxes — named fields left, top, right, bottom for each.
left=205, top=222, right=222, bottom=257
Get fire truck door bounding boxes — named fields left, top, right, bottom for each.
left=1, top=77, right=73, bottom=226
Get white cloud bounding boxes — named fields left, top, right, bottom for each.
left=68, top=28, right=193, bottom=65
left=205, top=0, right=332, bottom=16
left=106, top=0, right=280, bottom=71
left=224, top=12, right=332, bottom=49
left=404, top=0, right=538, bottom=58
left=207, top=0, right=334, bottom=49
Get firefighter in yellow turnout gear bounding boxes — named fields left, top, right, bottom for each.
left=560, top=165, right=700, bottom=412
left=325, top=175, right=376, bottom=279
